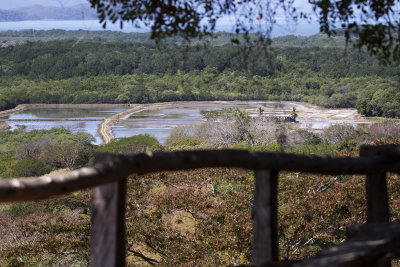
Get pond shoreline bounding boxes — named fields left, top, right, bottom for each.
left=0, top=101, right=378, bottom=145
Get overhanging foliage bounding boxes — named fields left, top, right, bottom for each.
left=89, top=0, right=400, bottom=61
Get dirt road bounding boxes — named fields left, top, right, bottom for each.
left=97, top=102, right=179, bottom=143
left=98, top=104, right=149, bottom=144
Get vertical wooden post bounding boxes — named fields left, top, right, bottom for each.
left=252, top=170, right=279, bottom=265
left=365, top=171, right=391, bottom=267
left=360, top=147, right=390, bottom=223
left=90, top=179, right=127, bottom=267
left=365, top=172, right=389, bottom=223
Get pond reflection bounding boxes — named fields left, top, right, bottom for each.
left=5, top=107, right=129, bottom=145
left=4, top=102, right=369, bottom=146
left=113, top=102, right=295, bottom=144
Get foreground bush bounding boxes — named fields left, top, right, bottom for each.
left=166, top=136, right=208, bottom=150
left=3, top=167, right=400, bottom=265
left=97, top=134, right=160, bottom=154
left=6, top=158, right=51, bottom=177
left=0, top=128, right=95, bottom=178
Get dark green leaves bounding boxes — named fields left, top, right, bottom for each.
left=89, top=0, right=400, bottom=62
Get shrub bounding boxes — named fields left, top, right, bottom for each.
left=251, top=143, right=283, bottom=152
left=289, top=129, right=321, bottom=146
left=8, top=158, right=51, bottom=177
left=231, top=142, right=250, bottom=150
left=232, top=143, right=283, bottom=153
left=0, top=153, right=13, bottom=178
left=195, top=121, right=239, bottom=147
left=166, top=136, right=207, bottom=150
left=2, top=202, right=39, bottom=217
left=97, top=134, right=161, bottom=154
left=334, top=138, right=358, bottom=152
left=291, top=143, right=336, bottom=156
left=322, top=124, right=357, bottom=145
left=165, top=125, right=197, bottom=145
left=365, top=120, right=400, bottom=141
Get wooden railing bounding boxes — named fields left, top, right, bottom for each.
left=1, top=145, right=400, bottom=266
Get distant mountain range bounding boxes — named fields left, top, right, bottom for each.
left=0, top=5, right=97, bottom=21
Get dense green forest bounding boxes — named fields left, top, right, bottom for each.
left=0, top=30, right=347, bottom=46
left=0, top=30, right=399, bottom=118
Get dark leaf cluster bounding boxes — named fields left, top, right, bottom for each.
left=89, top=0, right=400, bottom=61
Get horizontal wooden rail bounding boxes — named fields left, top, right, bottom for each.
left=294, top=222, right=400, bottom=267
left=1, top=149, right=400, bottom=202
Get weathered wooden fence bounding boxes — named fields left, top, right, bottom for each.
left=1, top=145, right=400, bottom=266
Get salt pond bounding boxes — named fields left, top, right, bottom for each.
left=4, top=107, right=129, bottom=145
left=2, top=102, right=373, bottom=145
left=113, top=102, right=281, bottom=144
left=112, top=101, right=371, bottom=144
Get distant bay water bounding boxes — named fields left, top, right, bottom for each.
left=0, top=19, right=319, bottom=37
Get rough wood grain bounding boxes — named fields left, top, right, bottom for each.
left=360, top=145, right=400, bottom=158
left=253, top=170, right=279, bottom=265
left=1, top=148, right=400, bottom=202
left=365, top=172, right=389, bottom=223
left=360, top=146, right=390, bottom=223
left=346, top=223, right=387, bottom=240
left=90, top=179, right=127, bottom=267
left=294, top=222, right=400, bottom=267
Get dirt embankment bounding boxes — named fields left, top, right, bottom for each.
left=99, top=105, right=144, bottom=144
left=0, top=104, right=28, bottom=118
left=20, top=104, right=131, bottom=109
left=0, top=105, right=28, bottom=130
left=0, top=104, right=131, bottom=118
left=98, top=102, right=178, bottom=144
left=0, top=122, right=10, bottom=131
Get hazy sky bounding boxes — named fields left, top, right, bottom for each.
left=0, top=0, right=314, bottom=13
left=0, top=0, right=87, bottom=9
left=0, top=0, right=319, bottom=36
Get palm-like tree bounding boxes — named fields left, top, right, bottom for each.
left=290, top=107, right=298, bottom=122
left=258, top=107, right=264, bottom=116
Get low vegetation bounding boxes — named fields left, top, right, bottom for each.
left=2, top=110, right=400, bottom=265
left=0, top=127, right=94, bottom=178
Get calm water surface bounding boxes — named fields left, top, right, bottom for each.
left=5, top=107, right=128, bottom=145
left=3, top=102, right=364, bottom=145
left=112, top=102, right=293, bottom=144
left=6, top=107, right=127, bottom=120
left=7, top=121, right=103, bottom=143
